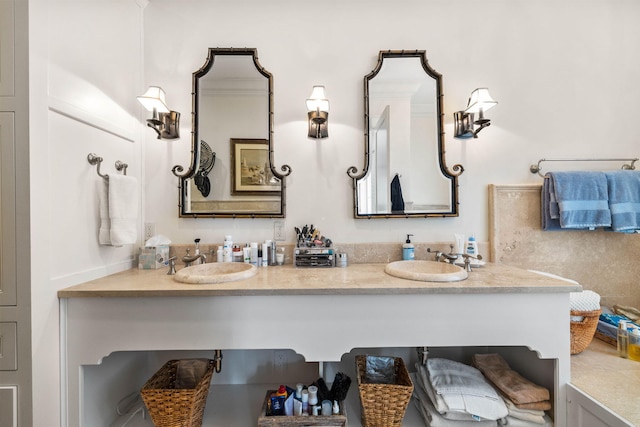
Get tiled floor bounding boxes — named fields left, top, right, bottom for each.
left=571, top=338, right=640, bottom=425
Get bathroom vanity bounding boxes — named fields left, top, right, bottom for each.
left=58, top=262, right=579, bottom=427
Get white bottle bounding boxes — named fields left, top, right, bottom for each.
left=223, top=236, right=233, bottom=263
left=250, top=242, right=258, bottom=266
left=466, top=235, right=478, bottom=256
left=262, top=243, right=269, bottom=267
left=216, top=246, right=223, bottom=263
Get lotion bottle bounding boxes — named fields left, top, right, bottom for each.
left=402, top=234, right=415, bottom=260
left=465, top=235, right=478, bottom=257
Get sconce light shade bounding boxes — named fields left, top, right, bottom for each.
left=454, top=87, right=497, bottom=139
left=306, top=85, right=329, bottom=139
left=137, top=86, right=180, bottom=140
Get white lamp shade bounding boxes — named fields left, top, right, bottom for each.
left=464, top=88, right=497, bottom=114
left=137, top=86, right=170, bottom=113
left=306, top=85, right=330, bottom=112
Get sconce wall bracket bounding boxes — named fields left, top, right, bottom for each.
left=308, top=110, right=328, bottom=139
left=148, top=111, right=180, bottom=139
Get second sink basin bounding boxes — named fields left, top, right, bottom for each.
left=385, top=260, right=468, bottom=282
left=173, top=262, right=257, bottom=284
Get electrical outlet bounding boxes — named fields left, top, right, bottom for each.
left=274, top=350, right=287, bottom=371
left=144, top=222, right=155, bottom=241
left=274, top=220, right=285, bottom=241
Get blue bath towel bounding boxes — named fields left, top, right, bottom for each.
left=541, top=175, right=563, bottom=230
left=549, top=171, right=611, bottom=229
left=605, top=170, right=640, bottom=232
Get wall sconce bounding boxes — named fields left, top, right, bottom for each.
left=306, top=85, right=329, bottom=139
left=454, top=87, right=497, bottom=139
left=137, top=86, right=180, bottom=139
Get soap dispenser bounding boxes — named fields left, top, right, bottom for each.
left=402, top=234, right=415, bottom=260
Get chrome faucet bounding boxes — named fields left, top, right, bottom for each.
left=427, top=245, right=459, bottom=263
left=182, top=247, right=207, bottom=267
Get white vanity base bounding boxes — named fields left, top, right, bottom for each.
left=60, top=291, right=571, bottom=426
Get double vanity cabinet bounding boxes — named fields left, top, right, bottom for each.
left=58, top=262, right=579, bottom=426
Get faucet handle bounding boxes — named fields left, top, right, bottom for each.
left=461, top=254, right=483, bottom=271
left=167, top=256, right=177, bottom=275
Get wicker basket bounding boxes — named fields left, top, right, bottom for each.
left=141, top=359, right=215, bottom=427
left=570, top=309, right=601, bottom=354
left=355, top=355, right=414, bottom=427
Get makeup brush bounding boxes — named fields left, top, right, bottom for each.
left=313, top=378, right=331, bottom=402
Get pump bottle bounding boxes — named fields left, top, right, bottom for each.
left=402, top=234, right=415, bottom=260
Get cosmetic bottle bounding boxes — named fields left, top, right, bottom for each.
left=466, top=235, right=478, bottom=257
left=243, top=246, right=251, bottom=263
left=618, top=320, right=629, bottom=358
left=301, top=389, right=309, bottom=415
left=216, top=246, right=223, bottom=263
left=262, top=242, right=269, bottom=267
left=402, top=234, right=415, bottom=260
left=628, top=326, right=640, bottom=361
left=307, top=385, right=318, bottom=416
left=223, top=235, right=233, bottom=263
left=250, top=242, right=258, bottom=266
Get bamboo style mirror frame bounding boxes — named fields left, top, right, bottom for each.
left=347, top=50, right=463, bottom=218
left=173, top=48, right=291, bottom=218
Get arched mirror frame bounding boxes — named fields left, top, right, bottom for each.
left=347, top=50, right=463, bottom=219
left=173, top=48, right=291, bottom=218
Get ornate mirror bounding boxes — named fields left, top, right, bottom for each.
left=347, top=50, right=462, bottom=218
left=173, top=48, right=291, bottom=218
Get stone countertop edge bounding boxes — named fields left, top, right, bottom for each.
left=57, top=263, right=582, bottom=298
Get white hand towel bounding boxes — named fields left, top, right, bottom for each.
left=107, top=175, right=138, bottom=246
left=98, top=180, right=112, bottom=245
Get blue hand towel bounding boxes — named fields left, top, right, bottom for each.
left=541, top=175, right=562, bottom=230
left=605, top=170, right=640, bottom=232
left=549, top=171, right=611, bottom=229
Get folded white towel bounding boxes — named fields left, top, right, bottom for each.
left=101, top=175, right=138, bottom=246
left=98, top=180, right=112, bottom=245
left=427, top=358, right=509, bottom=421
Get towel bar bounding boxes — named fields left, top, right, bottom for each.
left=87, top=153, right=128, bottom=180
left=530, top=157, right=638, bottom=177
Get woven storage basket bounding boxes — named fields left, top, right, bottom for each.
left=570, top=309, right=601, bottom=354
left=355, top=355, right=413, bottom=427
left=141, top=359, right=215, bottom=427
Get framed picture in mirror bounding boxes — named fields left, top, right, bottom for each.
left=231, top=138, right=280, bottom=195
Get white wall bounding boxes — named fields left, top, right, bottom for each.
left=29, top=1, right=144, bottom=426
left=143, top=0, right=640, bottom=246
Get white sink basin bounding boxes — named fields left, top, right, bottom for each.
left=384, top=260, right=468, bottom=282
left=173, top=262, right=257, bottom=284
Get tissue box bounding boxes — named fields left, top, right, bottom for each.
left=138, top=245, right=170, bottom=269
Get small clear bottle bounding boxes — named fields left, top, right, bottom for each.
left=617, top=320, right=629, bottom=358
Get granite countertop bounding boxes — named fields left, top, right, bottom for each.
left=572, top=338, right=640, bottom=425
left=58, top=262, right=581, bottom=298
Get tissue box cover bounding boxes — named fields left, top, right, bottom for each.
left=138, top=245, right=170, bottom=269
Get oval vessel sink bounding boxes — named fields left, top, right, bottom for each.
left=385, top=260, right=468, bottom=282
left=174, top=262, right=257, bottom=284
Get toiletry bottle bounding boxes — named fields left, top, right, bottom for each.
left=301, top=389, right=309, bottom=415
left=262, top=242, right=269, bottom=267
left=257, top=247, right=263, bottom=267
left=402, top=234, right=415, bottom=260
left=216, top=246, right=223, bottom=263
left=250, top=242, right=258, bottom=266
left=243, top=245, right=251, bottom=263
left=307, top=385, right=318, bottom=416
left=465, top=235, right=478, bottom=256
left=223, top=235, right=233, bottom=262
left=618, top=320, right=629, bottom=358
left=628, top=326, right=640, bottom=361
